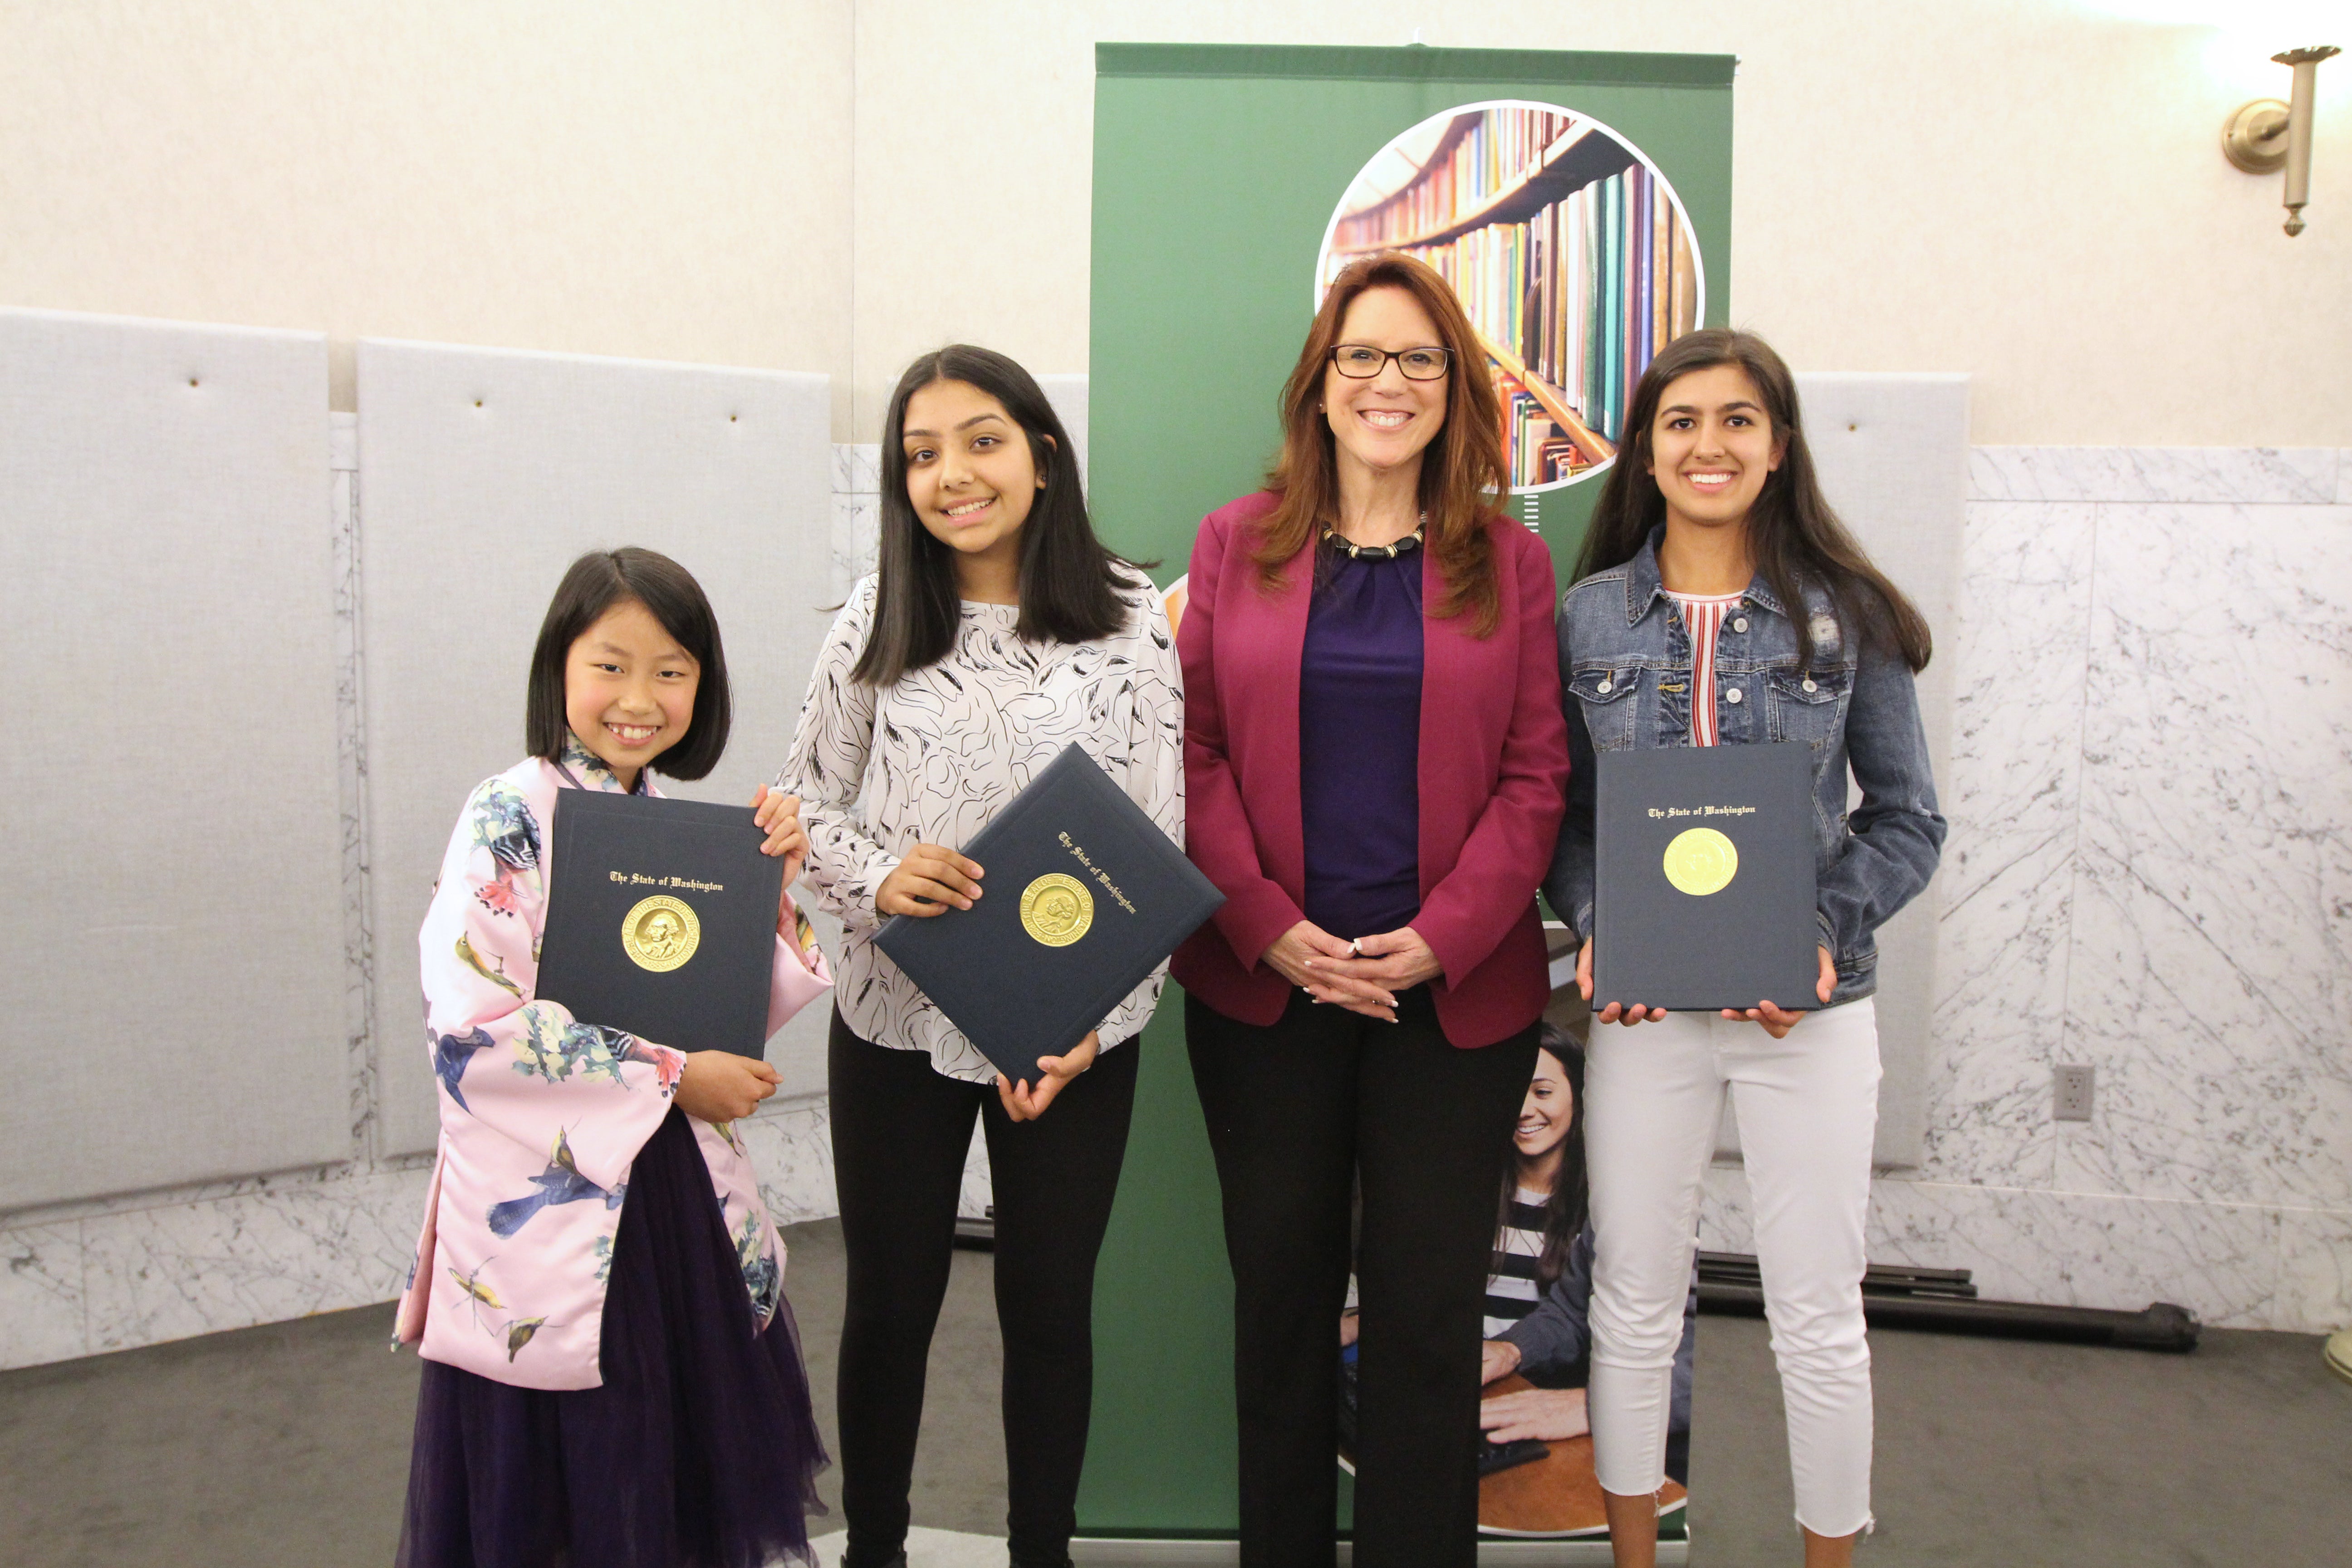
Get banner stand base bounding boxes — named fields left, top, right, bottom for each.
left=1071, top=1541, right=1689, bottom=1565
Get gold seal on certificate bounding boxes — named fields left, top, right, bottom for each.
left=1019, top=872, right=1094, bottom=947
left=622, top=894, right=702, bottom=972
left=1661, top=827, right=1739, bottom=897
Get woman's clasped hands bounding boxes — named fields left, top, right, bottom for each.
left=1263, top=921, right=1442, bottom=1022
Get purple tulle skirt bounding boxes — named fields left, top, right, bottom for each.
left=397, top=1109, right=828, bottom=1568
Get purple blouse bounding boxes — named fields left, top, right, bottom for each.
left=1299, top=543, right=1424, bottom=941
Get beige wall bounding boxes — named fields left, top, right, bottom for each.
left=3, top=3, right=2344, bottom=446
left=852, top=0, right=2351, bottom=445
left=0, top=0, right=854, bottom=426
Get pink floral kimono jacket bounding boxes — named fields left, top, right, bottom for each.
left=393, top=741, right=830, bottom=1391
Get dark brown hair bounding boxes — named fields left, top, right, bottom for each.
left=1255, top=252, right=1509, bottom=636
left=1573, top=328, right=1932, bottom=674
left=524, top=547, right=731, bottom=780
left=855, top=344, right=1139, bottom=686
left=1494, top=1025, right=1587, bottom=1292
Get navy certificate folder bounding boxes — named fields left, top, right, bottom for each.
left=874, top=742, right=1224, bottom=1085
left=536, top=790, right=786, bottom=1059
left=1592, top=742, right=1818, bottom=1013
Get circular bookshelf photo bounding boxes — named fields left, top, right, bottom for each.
left=1317, top=100, right=1705, bottom=495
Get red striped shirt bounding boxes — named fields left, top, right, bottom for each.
left=1666, top=591, right=1744, bottom=746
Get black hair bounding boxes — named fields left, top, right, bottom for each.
left=1495, top=1023, right=1588, bottom=1292
left=1574, top=328, right=1933, bottom=675
left=524, top=547, right=731, bottom=780
left=854, top=344, right=1142, bottom=686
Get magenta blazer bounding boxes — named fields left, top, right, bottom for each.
left=1173, top=491, right=1570, bottom=1047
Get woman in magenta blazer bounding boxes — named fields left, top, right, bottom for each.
left=1175, top=252, right=1569, bottom=1568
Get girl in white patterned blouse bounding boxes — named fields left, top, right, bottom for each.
left=776, top=345, right=1181, bottom=1568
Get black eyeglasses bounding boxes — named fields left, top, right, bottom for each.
left=1328, top=344, right=1452, bottom=381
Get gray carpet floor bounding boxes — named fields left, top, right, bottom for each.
left=2, top=1217, right=2344, bottom=1566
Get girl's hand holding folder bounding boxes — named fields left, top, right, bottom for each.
left=997, top=1030, right=1099, bottom=1122
left=1579, top=938, right=1835, bottom=1035
left=676, top=1050, right=783, bottom=1124
left=1721, top=948, right=1836, bottom=1039
left=878, top=843, right=985, bottom=915
left=751, top=784, right=809, bottom=888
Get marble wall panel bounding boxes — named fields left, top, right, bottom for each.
left=1699, top=1164, right=1756, bottom=1255
left=1969, top=447, right=2340, bottom=505
left=830, top=442, right=883, bottom=600
left=77, top=1167, right=430, bottom=1354
left=1867, top=1179, right=2283, bottom=1328
left=746, top=1096, right=839, bottom=1229
left=831, top=491, right=880, bottom=601
left=0, top=1224, right=89, bottom=1368
left=846, top=441, right=882, bottom=494
left=2060, top=504, right=2352, bottom=1210
left=333, top=416, right=379, bottom=1161
left=1922, top=503, right=2095, bottom=1188
left=2276, top=1206, right=2352, bottom=1332
left=1707, top=1167, right=2293, bottom=1328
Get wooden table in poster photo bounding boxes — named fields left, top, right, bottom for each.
left=1477, top=1375, right=1688, bottom=1537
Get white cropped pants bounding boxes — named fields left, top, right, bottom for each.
left=1584, top=999, right=1881, bottom=1538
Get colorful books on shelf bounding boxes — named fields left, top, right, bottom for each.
left=1498, top=378, right=1593, bottom=490
left=1407, top=164, right=1695, bottom=447
left=1332, top=109, right=1583, bottom=251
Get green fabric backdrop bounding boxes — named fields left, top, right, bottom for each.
left=1078, top=42, right=1734, bottom=1538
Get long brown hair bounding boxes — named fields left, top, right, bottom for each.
left=854, top=345, right=1138, bottom=686
left=1493, top=1027, right=1586, bottom=1292
left=1254, top=252, right=1509, bottom=636
left=1573, top=328, right=1931, bottom=674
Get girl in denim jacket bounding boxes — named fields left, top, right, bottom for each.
left=1542, top=330, right=1943, bottom=1568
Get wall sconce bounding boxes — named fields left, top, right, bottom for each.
left=2223, top=44, right=2339, bottom=235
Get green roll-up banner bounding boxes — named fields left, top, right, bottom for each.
left=1079, top=43, right=1734, bottom=1547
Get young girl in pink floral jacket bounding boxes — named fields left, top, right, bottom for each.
left=394, top=547, right=831, bottom=1568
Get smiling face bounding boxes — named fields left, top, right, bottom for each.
left=900, top=378, right=1047, bottom=594
left=563, top=598, right=699, bottom=789
left=1323, top=284, right=1450, bottom=489
left=1515, top=1047, right=1574, bottom=1162
left=1645, top=363, right=1785, bottom=536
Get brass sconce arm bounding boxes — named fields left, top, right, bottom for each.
left=2224, top=45, right=2340, bottom=237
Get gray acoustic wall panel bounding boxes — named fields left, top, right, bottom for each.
left=1778, top=373, right=1967, bottom=1171
left=358, top=342, right=833, bottom=1155
left=0, top=309, right=348, bottom=1208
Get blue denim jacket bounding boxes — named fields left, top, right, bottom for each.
left=1540, top=529, right=1945, bottom=1004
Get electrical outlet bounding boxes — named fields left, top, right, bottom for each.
left=2054, top=1064, right=2095, bottom=1122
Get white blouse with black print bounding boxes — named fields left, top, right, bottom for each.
left=778, top=571, right=1184, bottom=1083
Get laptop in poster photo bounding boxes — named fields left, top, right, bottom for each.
left=1592, top=741, right=1819, bottom=1014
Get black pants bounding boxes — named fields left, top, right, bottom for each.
left=830, top=1011, right=1139, bottom=1568
left=1188, top=990, right=1539, bottom=1568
